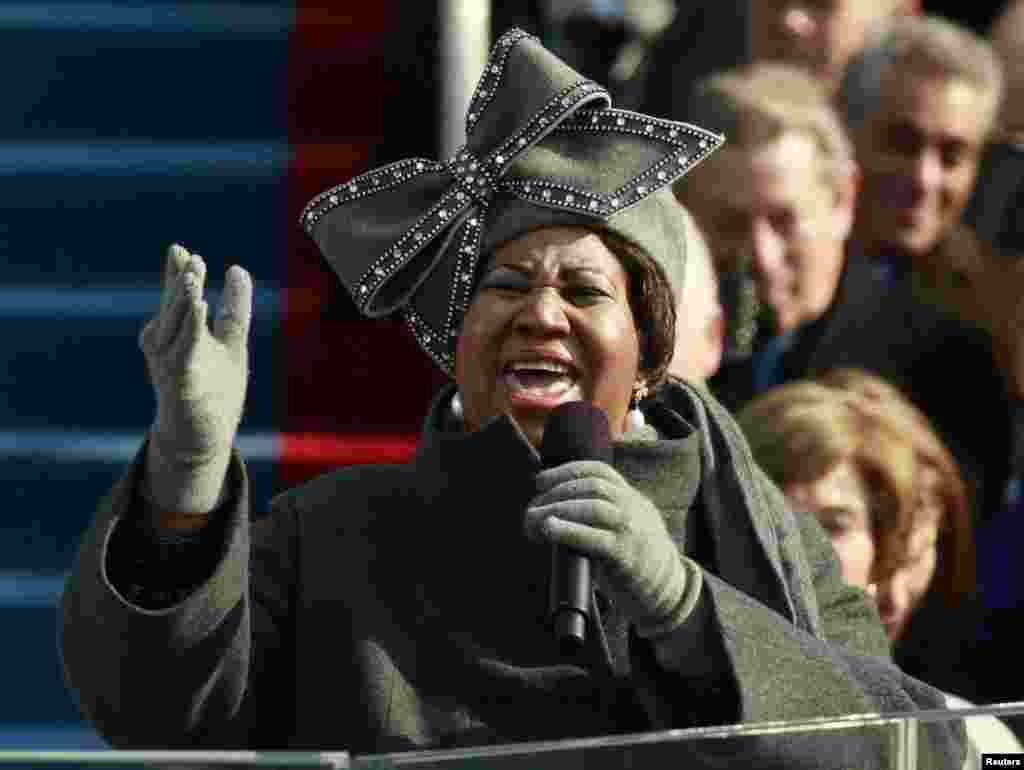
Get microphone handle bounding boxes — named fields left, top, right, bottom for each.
left=539, top=401, right=611, bottom=654
left=550, top=544, right=591, bottom=654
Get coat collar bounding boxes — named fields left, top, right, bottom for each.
left=413, top=385, right=702, bottom=525
left=400, top=382, right=820, bottom=665
left=654, top=379, right=822, bottom=636
left=403, top=385, right=704, bottom=672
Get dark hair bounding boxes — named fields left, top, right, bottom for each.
left=597, top=230, right=677, bottom=390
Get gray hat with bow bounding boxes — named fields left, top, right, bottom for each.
left=300, top=28, right=723, bottom=375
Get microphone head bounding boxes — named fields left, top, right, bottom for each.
left=540, top=401, right=613, bottom=468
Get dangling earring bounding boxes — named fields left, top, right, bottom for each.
left=628, top=381, right=649, bottom=430
left=450, top=390, right=464, bottom=422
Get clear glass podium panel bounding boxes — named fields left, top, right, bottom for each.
left=1, top=703, right=1022, bottom=770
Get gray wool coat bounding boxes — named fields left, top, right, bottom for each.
left=60, top=381, right=964, bottom=768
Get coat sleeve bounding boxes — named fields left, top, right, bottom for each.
left=59, top=443, right=298, bottom=749
left=636, top=476, right=966, bottom=769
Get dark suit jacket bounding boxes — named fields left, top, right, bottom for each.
left=805, top=254, right=1022, bottom=736
left=806, top=256, right=1012, bottom=528
left=714, top=250, right=1011, bottom=525
left=708, top=255, right=886, bottom=414
left=965, top=139, right=1024, bottom=257
left=713, top=248, right=1019, bottom=736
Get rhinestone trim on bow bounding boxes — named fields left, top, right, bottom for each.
left=299, top=27, right=724, bottom=376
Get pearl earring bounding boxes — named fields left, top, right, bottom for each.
left=451, top=390, right=464, bottom=421
left=628, top=382, right=649, bottom=430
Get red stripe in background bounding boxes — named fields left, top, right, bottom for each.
left=282, top=2, right=444, bottom=488
left=281, top=432, right=418, bottom=470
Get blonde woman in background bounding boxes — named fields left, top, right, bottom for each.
left=816, top=368, right=975, bottom=644
left=739, top=370, right=1022, bottom=764
left=738, top=379, right=917, bottom=592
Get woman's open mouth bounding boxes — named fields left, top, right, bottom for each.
left=503, top=359, right=580, bottom=403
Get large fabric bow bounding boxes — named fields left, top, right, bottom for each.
left=300, top=28, right=723, bottom=375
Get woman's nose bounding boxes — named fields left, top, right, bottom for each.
left=911, top=148, right=944, bottom=195
left=875, top=572, right=911, bottom=623
left=514, top=287, right=571, bottom=335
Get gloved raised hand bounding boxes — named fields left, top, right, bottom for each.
left=139, top=244, right=253, bottom=521
left=525, top=460, right=702, bottom=639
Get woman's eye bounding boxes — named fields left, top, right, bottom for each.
left=565, top=285, right=607, bottom=302
left=481, top=277, right=528, bottom=293
left=940, top=140, right=968, bottom=168
left=816, top=511, right=852, bottom=535
left=768, top=211, right=797, bottom=235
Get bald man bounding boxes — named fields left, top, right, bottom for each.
left=639, top=0, right=915, bottom=122
left=669, top=207, right=724, bottom=386
left=748, top=0, right=918, bottom=93
left=676, top=64, right=858, bottom=410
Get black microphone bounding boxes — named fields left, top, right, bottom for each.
left=540, top=401, right=612, bottom=654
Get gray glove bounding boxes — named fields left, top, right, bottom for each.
left=139, top=244, right=253, bottom=522
left=525, top=460, right=702, bottom=639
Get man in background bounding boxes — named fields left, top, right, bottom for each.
left=669, top=206, right=724, bottom=386
left=809, top=16, right=1007, bottom=521
left=748, top=0, right=918, bottom=94
left=675, top=64, right=858, bottom=409
left=639, top=0, right=914, bottom=121
left=808, top=15, right=1017, bottom=718
left=836, top=15, right=1003, bottom=276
